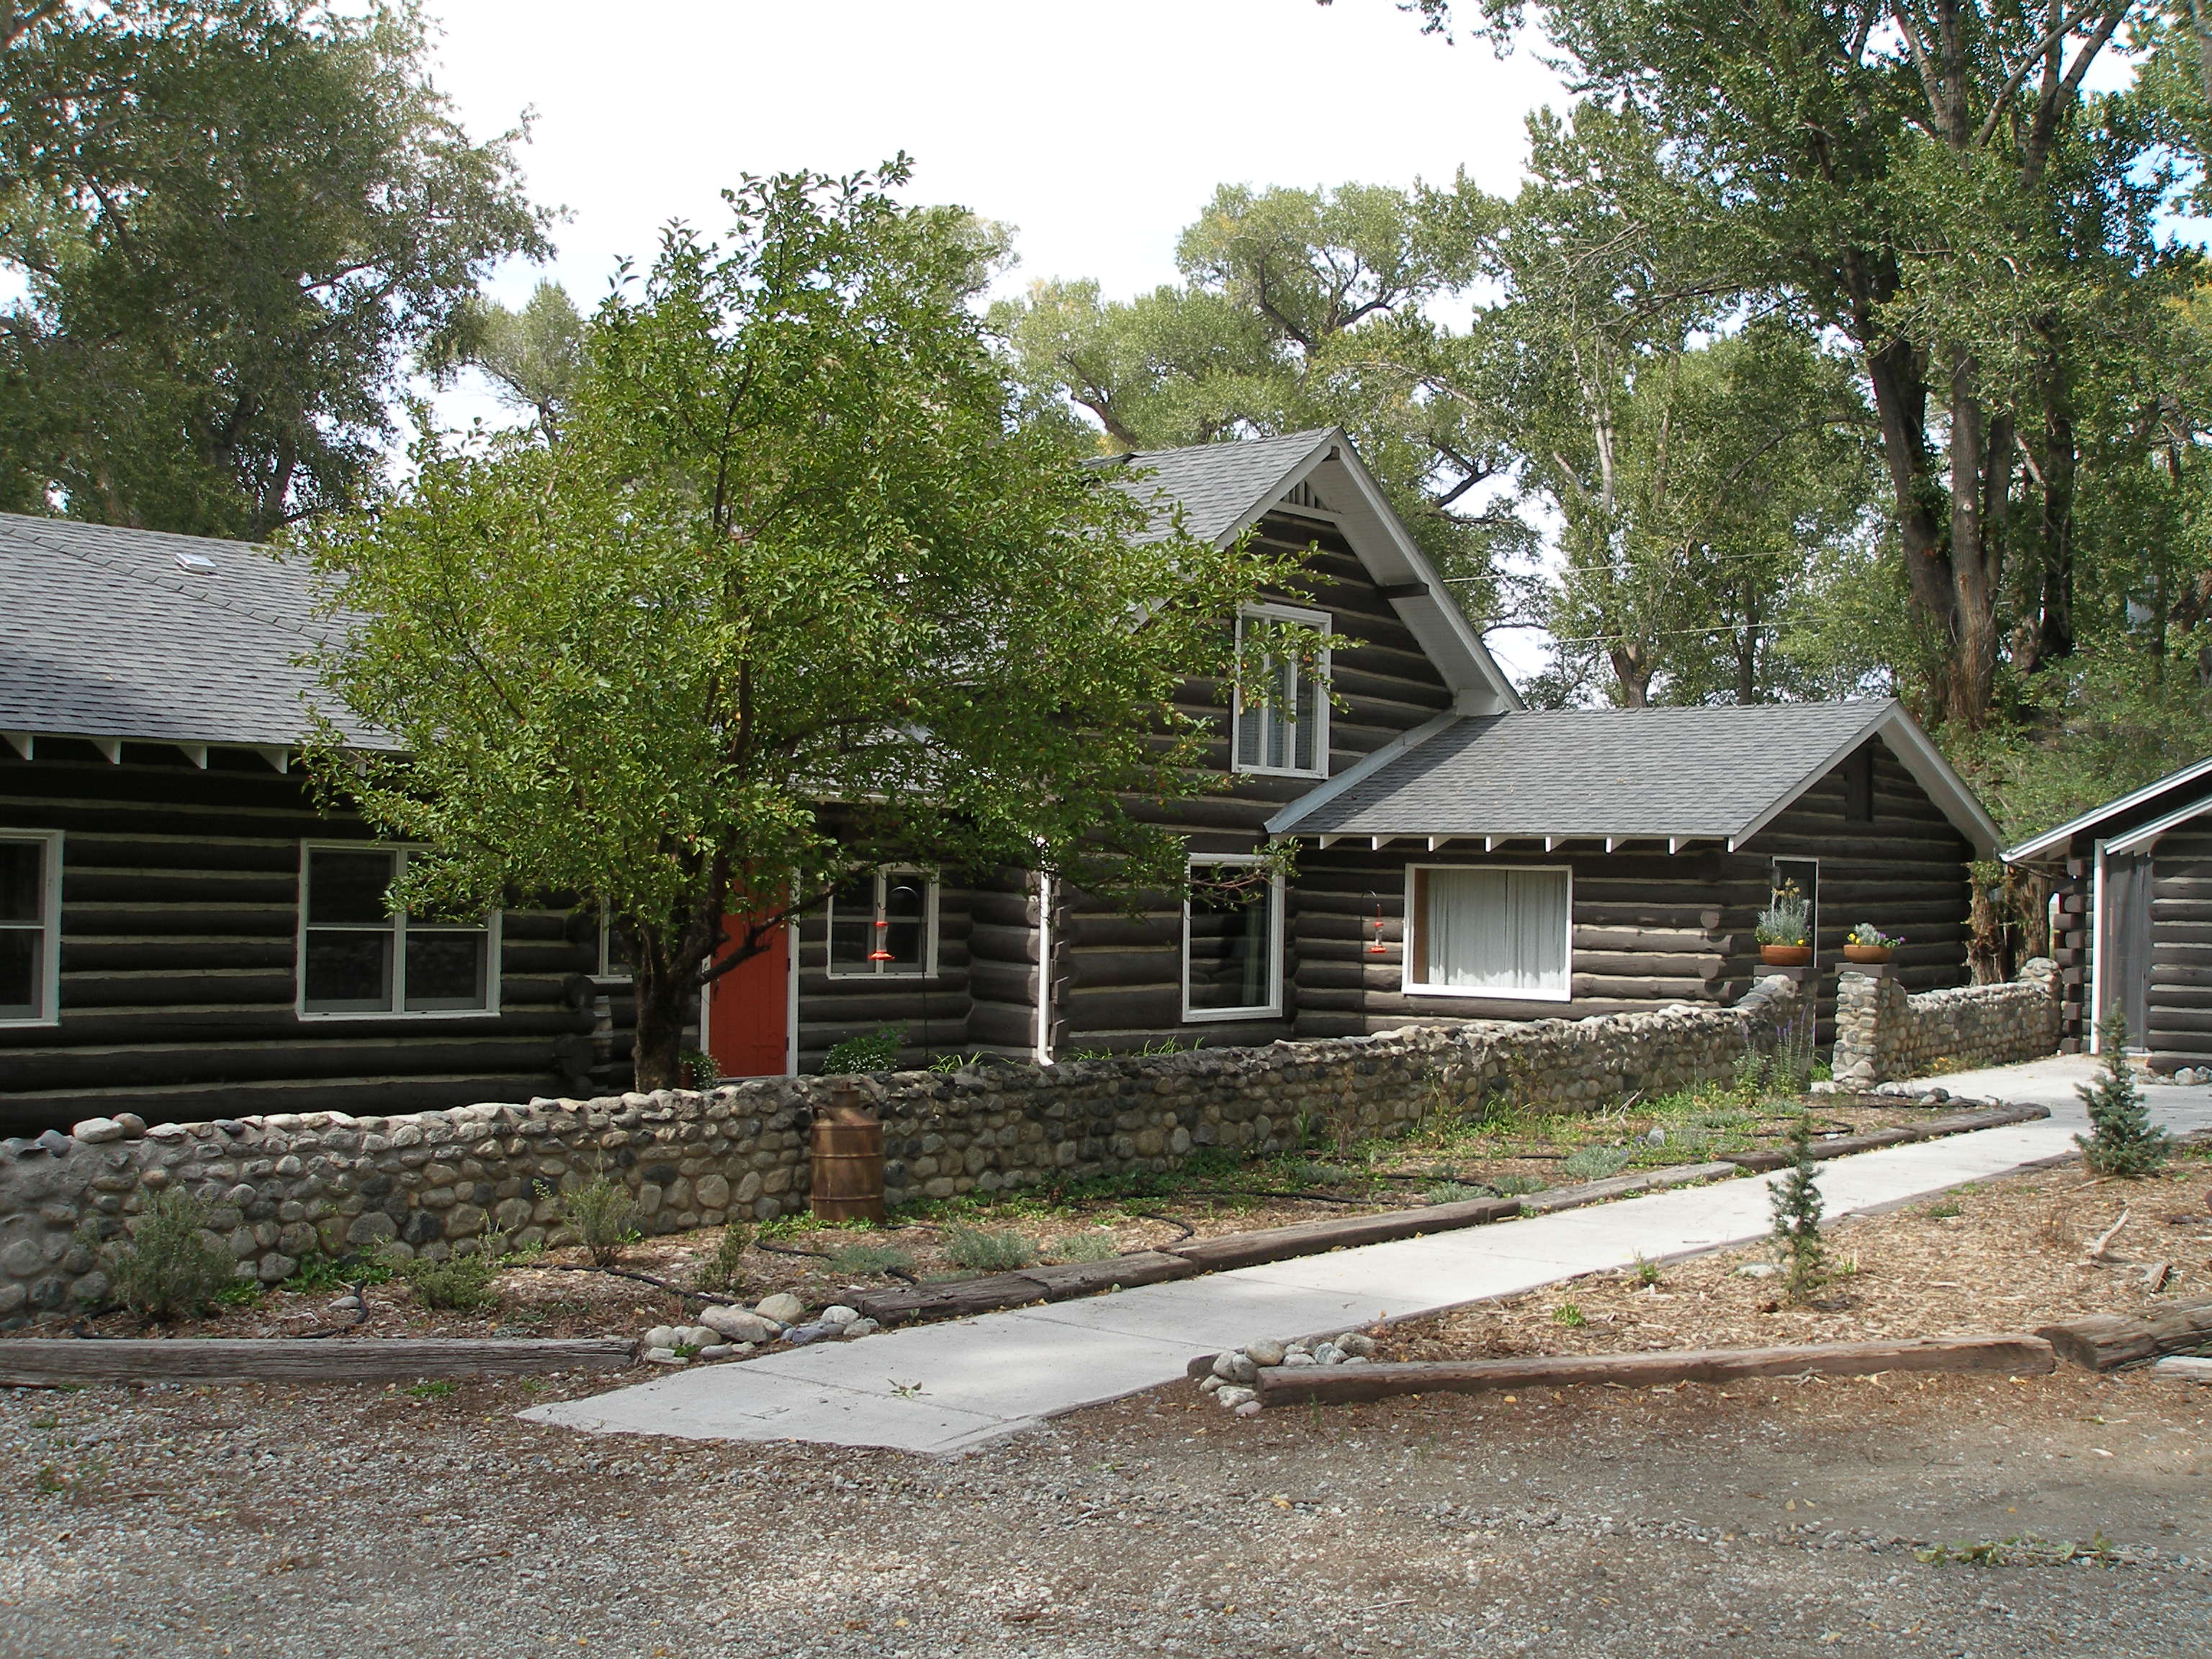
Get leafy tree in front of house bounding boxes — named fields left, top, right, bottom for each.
left=0, top=0, right=548, bottom=536
left=296, top=161, right=1313, bottom=1090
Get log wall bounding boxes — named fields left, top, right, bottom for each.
left=2148, top=827, right=2212, bottom=1064
left=0, top=743, right=602, bottom=1135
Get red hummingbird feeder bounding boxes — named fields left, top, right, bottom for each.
left=869, top=909, right=895, bottom=963
left=1365, top=893, right=1389, bottom=956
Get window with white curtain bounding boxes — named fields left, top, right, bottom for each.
left=1232, top=603, right=1330, bottom=778
left=1406, top=865, right=1571, bottom=1001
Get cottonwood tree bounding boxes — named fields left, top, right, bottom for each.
left=0, top=0, right=547, bottom=534
left=296, top=164, right=1313, bottom=1089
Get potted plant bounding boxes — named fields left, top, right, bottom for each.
left=1755, top=882, right=1812, bottom=966
left=1843, top=922, right=1900, bottom=965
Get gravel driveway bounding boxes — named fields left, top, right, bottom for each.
left=3, top=1359, right=2206, bottom=1658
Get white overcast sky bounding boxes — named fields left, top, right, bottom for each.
left=423, top=0, right=1570, bottom=672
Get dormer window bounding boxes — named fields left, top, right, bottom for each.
left=1233, top=603, right=1331, bottom=778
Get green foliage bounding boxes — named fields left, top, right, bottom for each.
left=0, top=0, right=547, bottom=535
left=1552, top=1301, right=1588, bottom=1328
left=103, top=1189, right=240, bottom=1322
left=1769, top=1112, right=1827, bottom=1303
left=559, top=1173, right=639, bottom=1269
left=2075, top=1015, right=2172, bottom=1178
left=1488, top=1174, right=1550, bottom=1198
left=824, top=1240, right=915, bottom=1277
left=1755, top=883, right=1809, bottom=948
left=386, top=1244, right=502, bottom=1312
left=1632, top=1254, right=1661, bottom=1287
left=1424, top=1181, right=1498, bottom=1205
left=822, top=1023, right=907, bottom=1076
left=696, top=1226, right=751, bottom=1295
left=1848, top=922, right=1902, bottom=950
left=213, top=1279, right=265, bottom=1308
left=1046, top=1229, right=1120, bottom=1264
left=405, top=1380, right=457, bottom=1400
left=452, top=279, right=583, bottom=443
left=279, top=1252, right=392, bottom=1294
left=927, top=1051, right=989, bottom=1073
left=1560, top=1144, right=1634, bottom=1181
left=941, top=1225, right=1037, bottom=1273
left=679, top=1049, right=721, bottom=1091
left=1282, top=1158, right=1357, bottom=1187
left=1924, top=1198, right=1963, bottom=1220
left=295, top=161, right=1312, bottom=1091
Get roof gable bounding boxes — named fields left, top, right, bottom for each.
left=2002, top=753, right=2212, bottom=863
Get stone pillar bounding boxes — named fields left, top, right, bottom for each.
left=1830, top=966, right=1905, bottom=1088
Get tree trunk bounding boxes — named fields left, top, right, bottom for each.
left=1609, top=640, right=1653, bottom=706
left=2031, top=340, right=2077, bottom=667
left=631, top=953, right=693, bottom=1092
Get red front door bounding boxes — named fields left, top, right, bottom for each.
left=706, top=917, right=790, bottom=1078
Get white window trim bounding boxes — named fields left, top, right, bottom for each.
left=1231, top=601, right=1332, bottom=780
left=295, top=842, right=503, bottom=1022
left=1402, top=862, right=1575, bottom=1003
left=824, top=868, right=941, bottom=980
left=594, top=912, right=633, bottom=981
left=1181, top=853, right=1285, bottom=1022
left=0, top=828, right=63, bottom=1028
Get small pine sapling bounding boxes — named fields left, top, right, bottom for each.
left=1769, top=1111, right=1827, bottom=1303
left=2074, top=1013, right=2171, bottom=1178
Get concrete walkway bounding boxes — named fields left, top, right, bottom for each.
left=524, top=1058, right=2208, bottom=1455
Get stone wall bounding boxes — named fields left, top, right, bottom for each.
left=1830, top=959, right=2060, bottom=1088
left=0, top=977, right=1804, bottom=1324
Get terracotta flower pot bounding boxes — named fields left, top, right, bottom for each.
left=1843, top=943, right=1892, bottom=965
left=1758, top=943, right=1812, bottom=967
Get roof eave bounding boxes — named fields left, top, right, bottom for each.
left=2001, top=752, right=2212, bottom=863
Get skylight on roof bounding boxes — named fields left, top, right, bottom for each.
left=174, top=551, right=216, bottom=574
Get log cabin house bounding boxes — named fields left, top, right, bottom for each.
left=2002, top=756, right=2212, bottom=1069
left=0, top=430, right=2002, bottom=1134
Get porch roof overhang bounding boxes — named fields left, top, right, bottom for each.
left=1267, top=698, right=2002, bottom=859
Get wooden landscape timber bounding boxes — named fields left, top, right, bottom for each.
left=1251, top=1333, right=2058, bottom=1407
left=850, top=1251, right=1198, bottom=1325
left=0, top=1336, right=638, bottom=1387
left=2036, top=1296, right=2212, bottom=1371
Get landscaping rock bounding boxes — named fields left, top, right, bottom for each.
left=697, top=1344, right=735, bottom=1360
left=644, top=1325, right=681, bottom=1350
left=642, top=1347, right=683, bottom=1366
left=1338, top=1333, right=1376, bottom=1358
left=1281, top=1352, right=1318, bottom=1369
left=755, top=1292, right=806, bottom=1325
left=782, top=1321, right=835, bottom=1346
left=1213, top=1351, right=1259, bottom=1385
left=699, top=1305, right=775, bottom=1345
left=675, top=1326, right=719, bottom=1351
left=840, top=1318, right=879, bottom=1339
left=1246, top=1339, right=1287, bottom=1367
left=1234, top=1399, right=1262, bottom=1417
left=1735, top=1263, right=1779, bottom=1279
left=819, top=1304, right=860, bottom=1328
left=1214, top=1385, right=1255, bottom=1410
left=1198, top=1375, right=1223, bottom=1394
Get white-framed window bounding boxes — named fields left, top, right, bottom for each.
left=1233, top=602, right=1331, bottom=778
left=0, top=830, right=62, bottom=1026
left=297, top=844, right=499, bottom=1019
left=595, top=912, right=634, bottom=980
left=1404, top=864, right=1572, bottom=1002
left=826, top=868, right=938, bottom=978
left=1182, top=854, right=1285, bottom=1021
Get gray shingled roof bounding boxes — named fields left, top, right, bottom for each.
left=1274, top=702, right=1899, bottom=840
left=1093, top=429, right=1335, bottom=544
left=0, top=513, right=377, bottom=750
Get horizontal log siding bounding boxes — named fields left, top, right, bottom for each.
left=2148, top=828, right=2212, bottom=1063
left=793, top=883, right=974, bottom=1074
left=0, top=746, right=596, bottom=1134
left=1057, top=512, right=1459, bottom=1052
left=1730, top=743, right=1974, bottom=1041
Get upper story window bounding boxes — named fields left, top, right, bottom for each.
left=827, top=868, right=938, bottom=978
left=1233, top=603, right=1331, bottom=778
left=1405, top=864, right=1571, bottom=1002
left=0, top=830, right=61, bottom=1026
left=299, top=845, right=498, bottom=1018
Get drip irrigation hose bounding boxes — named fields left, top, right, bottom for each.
left=1123, top=1210, right=1196, bottom=1243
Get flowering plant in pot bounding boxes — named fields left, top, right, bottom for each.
left=1755, top=882, right=1811, bottom=966
left=1843, top=922, right=1900, bottom=964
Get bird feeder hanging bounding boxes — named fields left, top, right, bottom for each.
left=1365, top=892, right=1390, bottom=956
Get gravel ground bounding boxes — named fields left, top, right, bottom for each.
left=2, top=1359, right=2207, bottom=1658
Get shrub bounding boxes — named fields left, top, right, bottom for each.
left=560, top=1172, right=639, bottom=1268
left=942, top=1225, right=1036, bottom=1272
left=2075, top=1014, right=2171, bottom=1178
left=825, top=1240, right=914, bottom=1276
left=279, top=1251, right=392, bottom=1293
left=1770, top=1112, right=1827, bottom=1303
left=1560, top=1145, right=1634, bottom=1181
left=1755, top=881, right=1809, bottom=947
left=389, top=1243, right=503, bottom=1312
left=1424, top=1181, right=1497, bottom=1205
left=1046, top=1229, right=1119, bottom=1264
left=822, top=1021, right=907, bottom=1074
left=104, top=1189, right=241, bottom=1321
left=696, top=1225, right=751, bottom=1295
left=1489, top=1174, right=1548, bottom=1197
left=1284, top=1159, right=1356, bottom=1187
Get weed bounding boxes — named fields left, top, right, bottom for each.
left=822, top=1021, right=907, bottom=1075
left=1065, top=1047, right=1112, bottom=1062
left=2076, top=1014, right=2171, bottom=1177
left=1923, top=1197, right=1963, bottom=1220
left=280, top=1252, right=392, bottom=1294
left=1046, top=1229, right=1120, bottom=1264
left=942, top=1225, right=1037, bottom=1272
left=1424, top=1182, right=1497, bottom=1205
left=695, top=1225, right=751, bottom=1295
left=927, top=1051, right=989, bottom=1073
left=825, top=1240, right=916, bottom=1276
left=1771, top=1111, right=1827, bottom=1303
left=103, top=1188, right=243, bottom=1321
left=214, top=1280, right=266, bottom=1308
left=560, top=1172, right=640, bottom=1268
left=1552, top=1301, right=1588, bottom=1328
left=387, top=1239, right=504, bottom=1312
left=1632, top=1254, right=1661, bottom=1287
left=1135, top=1035, right=1205, bottom=1056
left=405, top=1380, right=458, bottom=1399
left=1560, top=1145, right=1634, bottom=1182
